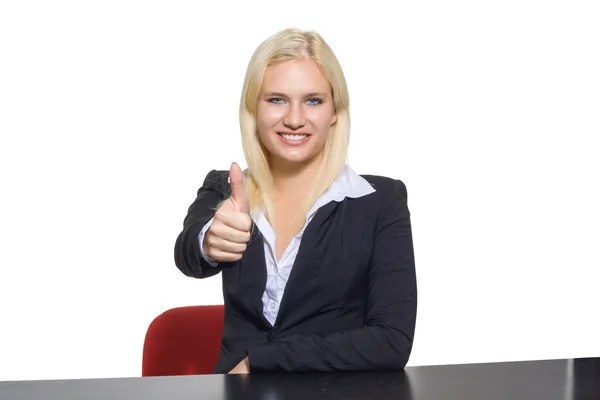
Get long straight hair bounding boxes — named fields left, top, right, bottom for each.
left=239, top=28, right=351, bottom=225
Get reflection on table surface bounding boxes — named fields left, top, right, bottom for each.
left=1, top=357, right=598, bottom=400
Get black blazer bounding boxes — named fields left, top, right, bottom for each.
left=174, top=169, right=417, bottom=373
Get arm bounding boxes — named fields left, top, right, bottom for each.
left=174, top=169, right=229, bottom=278
left=246, top=179, right=417, bottom=372
left=198, top=217, right=219, bottom=267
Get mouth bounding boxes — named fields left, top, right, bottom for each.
left=276, top=132, right=311, bottom=145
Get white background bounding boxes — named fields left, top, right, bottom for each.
left=1, top=0, right=599, bottom=382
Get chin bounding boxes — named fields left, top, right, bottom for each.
left=274, top=151, right=320, bottom=166
left=274, top=155, right=309, bottom=164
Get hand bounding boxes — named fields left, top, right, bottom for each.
left=228, top=357, right=250, bottom=374
left=203, top=162, right=252, bottom=263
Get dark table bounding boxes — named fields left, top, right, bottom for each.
left=1, top=357, right=598, bottom=399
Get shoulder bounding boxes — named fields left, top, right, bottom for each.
left=359, top=174, right=411, bottom=228
left=199, top=169, right=231, bottom=197
left=360, top=174, right=408, bottom=200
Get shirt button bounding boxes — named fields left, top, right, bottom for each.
left=270, top=303, right=277, bottom=309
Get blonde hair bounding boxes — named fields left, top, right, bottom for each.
left=239, top=28, right=350, bottom=225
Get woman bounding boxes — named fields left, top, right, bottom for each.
left=174, top=28, right=417, bottom=374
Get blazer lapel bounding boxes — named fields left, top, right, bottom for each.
left=275, top=200, right=341, bottom=327
left=239, top=222, right=272, bottom=327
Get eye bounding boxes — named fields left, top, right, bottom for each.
left=306, top=98, right=323, bottom=106
left=267, top=97, right=286, bottom=104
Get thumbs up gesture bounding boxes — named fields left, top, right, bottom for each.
left=203, top=162, right=252, bottom=263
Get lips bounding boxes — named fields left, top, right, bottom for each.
left=277, top=132, right=311, bottom=136
left=276, top=131, right=312, bottom=146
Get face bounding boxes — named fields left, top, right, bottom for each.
left=256, top=59, right=337, bottom=168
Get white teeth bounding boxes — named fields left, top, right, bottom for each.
left=281, top=134, right=308, bottom=141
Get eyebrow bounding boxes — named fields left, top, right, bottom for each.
left=263, top=92, right=329, bottom=98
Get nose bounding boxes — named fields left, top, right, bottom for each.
left=283, top=102, right=306, bottom=130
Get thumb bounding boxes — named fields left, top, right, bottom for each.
left=229, top=162, right=250, bottom=214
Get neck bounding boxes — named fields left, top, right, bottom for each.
left=270, top=154, right=322, bottom=198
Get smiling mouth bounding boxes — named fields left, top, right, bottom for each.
left=277, top=132, right=310, bottom=141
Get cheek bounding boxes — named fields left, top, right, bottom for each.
left=256, top=109, right=280, bottom=147
left=310, top=110, right=336, bottom=132
left=257, top=105, right=285, bottom=129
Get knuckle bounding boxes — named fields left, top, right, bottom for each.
left=213, top=214, right=225, bottom=225
left=229, top=251, right=242, bottom=261
left=215, top=209, right=230, bottom=221
left=207, top=235, right=217, bottom=247
left=205, top=236, right=213, bottom=246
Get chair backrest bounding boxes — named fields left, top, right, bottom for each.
left=142, top=305, right=224, bottom=376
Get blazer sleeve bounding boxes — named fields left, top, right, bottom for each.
left=174, top=169, right=233, bottom=278
left=246, top=178, right=417, bottom=372
left=198, top=217, right=220, bottom=267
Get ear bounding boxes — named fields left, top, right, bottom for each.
left=331, top=113, right=337, bottom=125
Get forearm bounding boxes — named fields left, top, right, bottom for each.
left=246, top=324, right=413, bottom=373
left=175, top=219, right=222, bottom=278
left=174, top=169, right=228, bottom=278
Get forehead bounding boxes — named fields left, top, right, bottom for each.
left=261, top=59, right=330, bottom=93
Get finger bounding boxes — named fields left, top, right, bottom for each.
left=207, top=248, right=243, bottom=263
left=210, top=221, right=251, bottom=243
left=229, top=162, right=250, bottom=214
left=215, top=209, right=252, bottom=232
left=206, top=235, right=248, bottom=254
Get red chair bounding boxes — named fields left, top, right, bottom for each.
left=142, top=305, right=224, bottom=376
